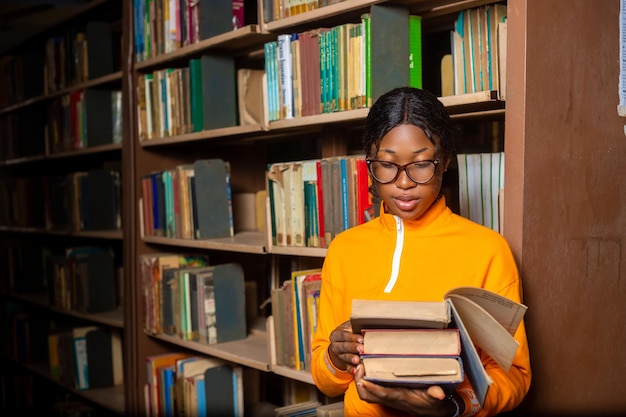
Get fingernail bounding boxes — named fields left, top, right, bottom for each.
left=357, top=337, right=363, bottom=344
left=357, top=345, right=363, bottom=354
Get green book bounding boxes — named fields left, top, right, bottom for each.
left=188, top=58, right=204, bottom=132
left=409, top=15, right=423, bottom=88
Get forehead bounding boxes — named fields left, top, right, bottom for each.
left=378, top=124, right=436, bottom=151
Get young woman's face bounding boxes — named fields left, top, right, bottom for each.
left=371, top=124, right=446, bottom=221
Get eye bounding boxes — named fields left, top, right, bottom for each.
left=411, top=161, right=433, bottom=169
left=378, top=161, right=397, bottom=169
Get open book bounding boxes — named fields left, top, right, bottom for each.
left=350, top=287, right=528, bottom=406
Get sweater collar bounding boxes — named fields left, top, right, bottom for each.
left=378, top=195, right=448, bottom=231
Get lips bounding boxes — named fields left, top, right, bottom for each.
left=393, top=197, right=418, bottom=211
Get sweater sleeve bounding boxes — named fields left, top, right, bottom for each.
left=310, top=253, right=354, bottom=398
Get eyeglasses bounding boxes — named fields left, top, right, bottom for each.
left=366, top=159, right=440, bottom=184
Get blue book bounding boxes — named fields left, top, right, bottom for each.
left=196, top=376, right=206, bottom=417
left=340, top=158, right=349, bottom=231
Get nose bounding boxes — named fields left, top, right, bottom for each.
left=395, top=167, right=417, bottom=189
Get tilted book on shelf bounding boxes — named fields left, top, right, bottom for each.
left=350, top=287, right=527, bottom=406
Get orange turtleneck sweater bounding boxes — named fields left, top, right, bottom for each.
left=310, top=197, right=531, bottom=417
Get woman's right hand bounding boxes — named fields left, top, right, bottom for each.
left=327, top=320, right=364, bottom=374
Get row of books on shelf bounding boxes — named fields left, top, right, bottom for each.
left=263, top=0, right=344, bottom=23
left=264, top=7, right=422, bottom=121
left=0, top=170, right=121, bottom=231
left=268, top=155, right=372, bottom=248
left=144, top=350, right=344, bottom=417
left=45, top=168, right=122, bottom=232
left=451, top=4, right=507, bottom=97
left=132, top=0, right=256, bottom=62
left=48, top=325, right=124, bottom=391
left=0, top=87, right=122, bottom=160
left=48, top=246, right=120, bottom=314
left=271, top=268, right=321, bottom=372
left=47, top=88, right=123, bottom=153
left=145, top=352, right=244, bottom=417
left=0, top=242, right=122, bottom=314
left=140, top=253, right=249, bottom=346
left=457, top=151, right=504, bottom=233
left=136, top=55, right=240, bottom=140
left=44, top=20, right=119, bottom=94
left=140, top=159, right=235, bottom=240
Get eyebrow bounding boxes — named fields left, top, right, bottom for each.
left=378, top=146, right=434, bottom=155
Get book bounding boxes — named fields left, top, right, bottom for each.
left=203, top=363, right=240, bottom=417
left=350, top=286, right=527, bottom=406
left=361, top=328, right=461, bottom=356
left=369, top=4, right=410, bottom=102
left=200, top=54, right=237, bottom=130
left=193, top=159, right=234, bottom=239
left=361, top=356, right=464, bottom=389
left=84, top=327, right=124, bottom=389
left=359, top=329, right=464, bottom=390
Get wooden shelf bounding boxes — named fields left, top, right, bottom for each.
left=143, top=231, right=266, bottom=254
left=139, top=124, right=265, bottom=147
left=271, top=365, right=315, bottom=385
left=46, top=143, right=123, bottom=159
left=150, top=331, right=271, bottom=372
left=0, top=71, right=123, bottom=117
left=27, top=362, right=125, bottom=415
left=135, top=25, right=275, bottom=71
left=3, top=291, right=124, bottom=328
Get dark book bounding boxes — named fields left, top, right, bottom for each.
left=84, top=169, right=121, bottom=230
left=370, top=4, right=410, bottom=102
left=198, top=0, right=232, bottom=40
left=85, top=21, right=114, bottom=79
left=200, top=55, right=237, bottom=130
left=192, top=159, right=233, bottom=239
left=84, top=88, right=115, bottom=147
left=204, top=364, right=236, bottom=417
left=73, top=249, right=117, bottom=313
left=84, top=328, right=119, bottom=389
left=207, top=263, right=247, bottom=343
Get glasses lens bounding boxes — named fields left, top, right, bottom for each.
left=406, top=161, right=436, bottom=183
left=369, top=161, right=399, bottom=183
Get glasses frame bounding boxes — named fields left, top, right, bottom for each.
left=366, top=159, right=440, bottom=184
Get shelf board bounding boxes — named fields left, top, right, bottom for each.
left=47, top=143, right=123, bottom=159
left=0, top=154, right=46, bottom=166
left=0, top=71, right=123, bottom=116
left=135, top=25, right=275, bottom=71
left=263, top=0, right=505, bottom=32
left=47, top=229, right=124, bottom=240
left=151, top=332, right=271, bottom=372
left=271, top=365, right=315, bottom=385
left=268, top=245, right=328, bottom=257
left=143, top=231, right=266, bottom=254
left=0, top=225, right=46, bottom=233
left=26, top=362, right=125, bottom=415
left=263, top=0, right=386, bottom=32
left=3, top=291, right=124, bottom=328
left=139, top=123, right=265, bottom=147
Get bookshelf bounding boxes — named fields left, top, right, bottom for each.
left=2, top=0, right=624, bottom=415
left=0, top=0, right=126, bottom=414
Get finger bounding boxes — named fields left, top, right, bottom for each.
left=426, top=385, right=446, bottom=400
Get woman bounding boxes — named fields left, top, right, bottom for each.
left=310, top=87, right=531, bottom=417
